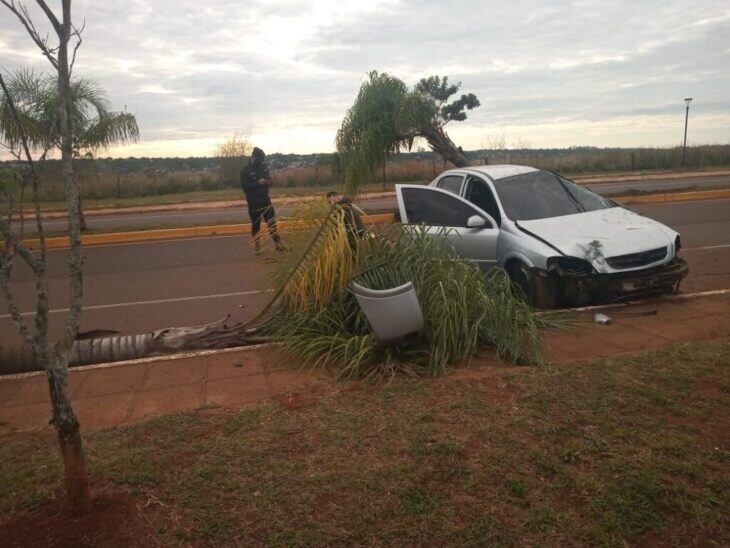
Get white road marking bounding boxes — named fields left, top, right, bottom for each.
left=636, top=197, right=730, bottom=206
left=540, top=288, right=730, bottom=315
left=0, top=289, right=273, bottom=319
left=683, top=243, right=730, bottom=251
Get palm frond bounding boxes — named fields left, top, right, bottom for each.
left=259, top=205, right=559, bottom=379
left=0, top=70, right=138, bottom=154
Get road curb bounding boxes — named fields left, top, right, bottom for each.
left=3, top=288, right=727, bottom=382
left=617, top=188, right=730, bottom=204
left=0, top=343, right=277, bottom=382
left=21, top=213, right=397, bottom=250
left=18, top=187, right=729, bottom=250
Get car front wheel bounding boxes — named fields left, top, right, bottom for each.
left=508, top=261, right=558, bottom=310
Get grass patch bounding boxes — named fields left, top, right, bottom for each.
left=1, top=340, right=728, bottom=545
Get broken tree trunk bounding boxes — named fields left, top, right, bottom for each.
left=421, top=126, right=470, bottom=168
left=0, top=318, right=253, bottom=375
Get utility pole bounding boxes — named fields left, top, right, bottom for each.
left=682, top=97, right=692, bottom=166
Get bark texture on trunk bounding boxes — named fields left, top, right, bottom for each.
left=54, top=0, right=91, bottom=512
left=2, top=0, right=92, bottom=514
left=47, top=356, right=90, bottom=514
left=57, top=0, right=84, bottom=353
left=1, top=318, right=248, bottom=375
left=421, top=126, right=470, bottom=168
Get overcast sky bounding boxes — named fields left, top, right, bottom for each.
left=1, top=0, right=728, bottom=157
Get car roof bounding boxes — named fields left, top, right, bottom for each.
left=453, top=164, right=539, bottom=181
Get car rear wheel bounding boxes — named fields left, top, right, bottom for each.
left=508, top=261, right=558, bottom=309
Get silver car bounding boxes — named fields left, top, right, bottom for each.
left=395, top=165, right=689, bottom=308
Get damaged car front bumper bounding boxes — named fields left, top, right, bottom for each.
left=551, top=257, right=689, bottom=305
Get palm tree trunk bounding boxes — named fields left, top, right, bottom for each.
left=421, top=126, right=470, bottom=167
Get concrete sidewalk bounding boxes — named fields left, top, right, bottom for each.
left=1, top=292, right=728, bottom=433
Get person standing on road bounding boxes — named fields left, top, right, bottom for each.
left=326, top=191, right=365, bottom=248
left=241, top=147, right=283, bottom=254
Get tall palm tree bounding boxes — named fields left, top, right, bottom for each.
left=0, top=69, right=139, bottom=228
left=1, top=68, right=139, bottom=156
left=336, top=71, right=480, bottom=193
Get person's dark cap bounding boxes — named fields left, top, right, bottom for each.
left=325, top=191, right=338, bottom=198
left=252, top=147, right=265, bottom=159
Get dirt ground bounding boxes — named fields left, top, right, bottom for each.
left=1, top=340, right=727, bottom=546
left=0, top=488, right=159, bottom=547
left=1, top=292, right=729, bottom=436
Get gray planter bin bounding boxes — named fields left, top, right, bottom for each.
left=350, top=282, right=424, bottom=344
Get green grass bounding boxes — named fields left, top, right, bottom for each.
left=1, top=340, right=728, bottom=545
left=23, top=165, right=730, bottom=214
left=25, top=182, right=390, bottom=213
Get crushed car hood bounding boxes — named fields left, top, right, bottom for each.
left=518, top=207, right=677, bottom=272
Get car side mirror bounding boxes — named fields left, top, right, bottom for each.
left=466, top=215, right=490, bottom=228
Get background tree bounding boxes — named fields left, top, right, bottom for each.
left=216, top=131, right=252, bottom=186
left=0, top=69, right=139, bottom=229
left=336, top=71, right=480, bottom=193
left=0, top=0, right=91, bottom=512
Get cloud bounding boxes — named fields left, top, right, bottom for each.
left=0, top=0, right=728, bottom=157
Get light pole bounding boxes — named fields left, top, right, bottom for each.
left=682, top=97, right=692, bottom=166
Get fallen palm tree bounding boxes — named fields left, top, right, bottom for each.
left=0, top=317, right=257, bottom=375
left=0, top=204, right=562, bottom=377
left=255, top=203, right=563, bottom=379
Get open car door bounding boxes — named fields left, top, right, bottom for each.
left=396, top=184, right=499, bottom=269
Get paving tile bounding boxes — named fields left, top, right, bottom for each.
left=681, top=316, right=730, bottom=339
left=610, top=316, right=715, bottom=342
left=265, top=353, right=300, bottom=372
left=3, top=376, right=51, bottom=406
left=71, top=363, right=147, bottom=398
left=0, top=401, right=51, bottom=432
left=73, top=392, right=136, bottom=430
left=142, top=359, right=207, bottom=389
left=205, top=374, right=271, bottom=407
left=589, top=323, right=671, bottom=353
left=0, top=378, right=27, bottom=406
left=207, top=354, right=264, bottom=381
left=268, top=370, right=330, bottom=393
left=669, top=296, right=730, bottom=317
left=126, top=383, right=205, bottom=422
left=542, top=330, right=625, bottom=362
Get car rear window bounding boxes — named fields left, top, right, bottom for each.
left=494, top=171, right=614, bottom=221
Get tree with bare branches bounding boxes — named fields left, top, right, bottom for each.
left=0, top=0, right=90, bottom=512
left=216, top=130, right=252, bottom=185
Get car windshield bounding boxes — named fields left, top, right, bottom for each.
left=494, top=170, right=615, bottom=221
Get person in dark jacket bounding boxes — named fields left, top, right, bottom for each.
left=326, top=191, right=364, bottom=248
left=241, top=147, right=282, bottom=254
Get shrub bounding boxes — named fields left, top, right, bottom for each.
left=259, top=204, right=563, bottom=378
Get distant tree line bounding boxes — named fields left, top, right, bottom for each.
left=2, top=144, right=729, bottom=204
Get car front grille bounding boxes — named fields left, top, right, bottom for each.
left=606, top=246, right=668, bottom=269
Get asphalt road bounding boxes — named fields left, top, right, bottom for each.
left=1, top=198, right=729, bottom=349
left=31, top=174, right=730, bottom=234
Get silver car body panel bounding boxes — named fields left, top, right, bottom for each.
left=518, top=208, right=678, bottom=274
left=400, top=164, right=682, bottom=278
left=396, top=184, right=500, bottom=268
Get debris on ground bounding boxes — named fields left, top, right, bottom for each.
left=594, top=313, right=612, bottom=325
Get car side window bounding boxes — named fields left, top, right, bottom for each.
left=402, top=187, right=491, bottom=228
left=466, top=177, right=501, bottom=226
left=437, top=175, right=464, bottom=195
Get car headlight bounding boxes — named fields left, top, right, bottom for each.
left=675, top=235, right=682, bottom=255
left=547, top=256, right=595, bottom=275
